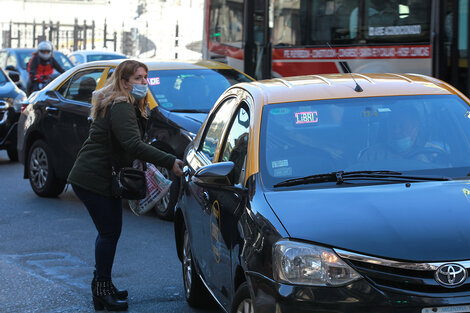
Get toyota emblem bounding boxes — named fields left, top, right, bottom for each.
left=434, top=263, right=467, bottom=287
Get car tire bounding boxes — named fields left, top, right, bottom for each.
left=7, top=147, right=18, bottom=162
left=153, top=166, right=179, bottom=220
left=28, top=139, right=66, bottom=197
left=182, top=226, right=212, bottom=308
left=231, top=282, right=254, bottom=313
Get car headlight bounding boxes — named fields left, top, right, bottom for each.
left=13, top=91, right=27, bottom=113
left=273, top=240, right=362, bottom=286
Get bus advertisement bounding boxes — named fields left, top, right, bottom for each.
left=204, top=0, right=470, bottom=95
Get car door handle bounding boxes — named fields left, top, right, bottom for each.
left=183, top=165, right=190, bottom=182
left=202, top=191, right=209, bottom=202
left=45, top=106, right=58, bottom=114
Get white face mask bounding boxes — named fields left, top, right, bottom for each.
left=392, top=136, right=414, bottom=153
left=131, top=84, right=148, bottom=100
left=38, top=51, right=52, bottom=60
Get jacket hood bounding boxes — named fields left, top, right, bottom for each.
left=92, top=83, right=128, bottom=113
left=264, top=180, right=470, bottom=262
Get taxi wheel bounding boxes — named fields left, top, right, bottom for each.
left=231, top=282, right=254, bottom=313
left=154, top=166, right=179, bottom=220
left=28, top=140, right=65, bottom=197
left=7, top=147, right=18, bottom=162
left=182, top=227, right=212, bottom=307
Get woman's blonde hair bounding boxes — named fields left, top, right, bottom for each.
left=91, top=60, right=149, bottom=119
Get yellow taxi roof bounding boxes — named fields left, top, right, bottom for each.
left=239, top=73, right=461, bottom=106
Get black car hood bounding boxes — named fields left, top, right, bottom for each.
left=165, top=111, right=207, bottom=134
left=264, top=180, right=470, bottom=261
left=0, top=81, right=18, bottom=99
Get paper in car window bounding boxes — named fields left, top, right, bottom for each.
left=269, top=108, right=290, bottom=115
left=295, top=111, right=318, bottom=124
left=272, top=160, right=288, bottom=168
left=148, top=77, right=160, bottom=85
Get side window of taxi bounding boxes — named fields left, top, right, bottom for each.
left=58, top=69, right=104, bottom=104
left=200, top=97, right=238, bottom=162
left=6, top=54, right=17, bottom=68
left=220, top=104, right=250, bottom=185
left=0, top=51, right=7, bottom=67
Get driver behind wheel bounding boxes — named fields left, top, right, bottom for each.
left=358, top=106, right=448, bottom=164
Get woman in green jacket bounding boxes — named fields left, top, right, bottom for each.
left=68, top=60, right=183, bottom=311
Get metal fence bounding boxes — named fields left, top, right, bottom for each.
left=1, top=19, right=126, bottom=54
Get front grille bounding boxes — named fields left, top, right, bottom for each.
left=336, top=249, right=470, bottom=296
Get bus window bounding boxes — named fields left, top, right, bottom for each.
left=363, top=0, right=430, bottom=43
left=273, top=0, right=359, bottom=46
left=209, top=0, right=243, bottom=47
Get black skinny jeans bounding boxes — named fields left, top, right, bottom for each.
left=72, top=184, right=122, bottom=282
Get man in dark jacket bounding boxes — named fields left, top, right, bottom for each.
left=27, top=41, right=65, bottom=95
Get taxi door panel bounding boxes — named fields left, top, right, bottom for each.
left=205, top=189, right=243, bottom=308
left=184, top=147, right=212, bottom=282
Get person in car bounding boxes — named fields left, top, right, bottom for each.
left=67, top=60, right=184, bottom=311
left=357, top=107, right=449, bottom=164
left=27, top=41, right=65, bottom=95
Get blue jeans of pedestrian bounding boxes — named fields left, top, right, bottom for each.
left=72, top=184, right=122, bottom=282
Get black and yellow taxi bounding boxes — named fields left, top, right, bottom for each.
left=175, top=73, right=470, bottom=312
left=17, top=59, right=252, bottom=219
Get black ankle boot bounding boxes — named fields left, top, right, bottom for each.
left=93, top=280, right=128, bottom=311
left=92, top=270, right=128, bottom=300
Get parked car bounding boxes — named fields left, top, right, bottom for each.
left=17, top=59, right=253, bottom=219
left=68, top=50, right=127, bottom=66
left=0, top=48, right=74, bottom=92
left=175, top=73, right=470, bottom=312
left=0, top=66, right=26, bottom=161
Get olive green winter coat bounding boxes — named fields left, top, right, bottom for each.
left=68, top=97, right=175, bottom=197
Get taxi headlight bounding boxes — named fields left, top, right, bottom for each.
left=13, top=91, right=27, bottom=113
left=273, top=240, right=362, bottom=286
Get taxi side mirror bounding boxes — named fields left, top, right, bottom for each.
left=192, top=161, right=235, bottom=187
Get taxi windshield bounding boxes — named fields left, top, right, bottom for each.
left=260, top=95, right=470, bottom=187
left=147, top=69, right=251, bottom=112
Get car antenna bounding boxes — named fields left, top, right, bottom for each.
left=327, top=42, right=363, bottom=92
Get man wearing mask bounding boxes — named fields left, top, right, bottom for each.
left=358, top=107, right=449, bottom=165
left=27, top=41, right=65, bottom=95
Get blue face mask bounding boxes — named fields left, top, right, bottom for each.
left=392, top=136, right=414, bottom=153
left=131, top=84, right=148, bottom=100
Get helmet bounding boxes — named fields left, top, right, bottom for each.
left=37, top=41, right=53, bottom=60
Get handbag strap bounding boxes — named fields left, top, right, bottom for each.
left=106, top=102, right=147, bottom=172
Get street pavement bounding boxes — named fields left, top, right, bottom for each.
left=0, top=151, right=222, bottom=313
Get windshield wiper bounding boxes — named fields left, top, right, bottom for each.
left=273, top=170, right=450, bottom=188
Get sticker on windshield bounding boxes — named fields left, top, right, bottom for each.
left=272, top=160, right=288, bottom=168
left=273, top=167, right=292, bottom=177
left=270, top=108, right=290, bottom=115
left=463, top=187, right=470, bottom=202
left=295, top=111, right=318, bottom=124
left=148, top=77, right=160, bottom=85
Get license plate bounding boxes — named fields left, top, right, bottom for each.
left=422, top=305, right=470, bottom=313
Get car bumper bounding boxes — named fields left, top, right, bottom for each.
left=248, top=272, right=470, bottom=313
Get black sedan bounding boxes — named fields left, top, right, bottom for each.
left=0, top=66, right=26, bottom=161
left=175, top=73, right=470, bottom=313
left=17, top=59, right=253, bottom=220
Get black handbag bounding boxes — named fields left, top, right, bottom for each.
left=107, top=104, right=147, bottom=200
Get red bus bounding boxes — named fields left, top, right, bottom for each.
left=203, top=0, right=470, bottom=95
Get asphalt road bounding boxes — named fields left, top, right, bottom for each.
left=0, top=151, right=222, bottom=313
